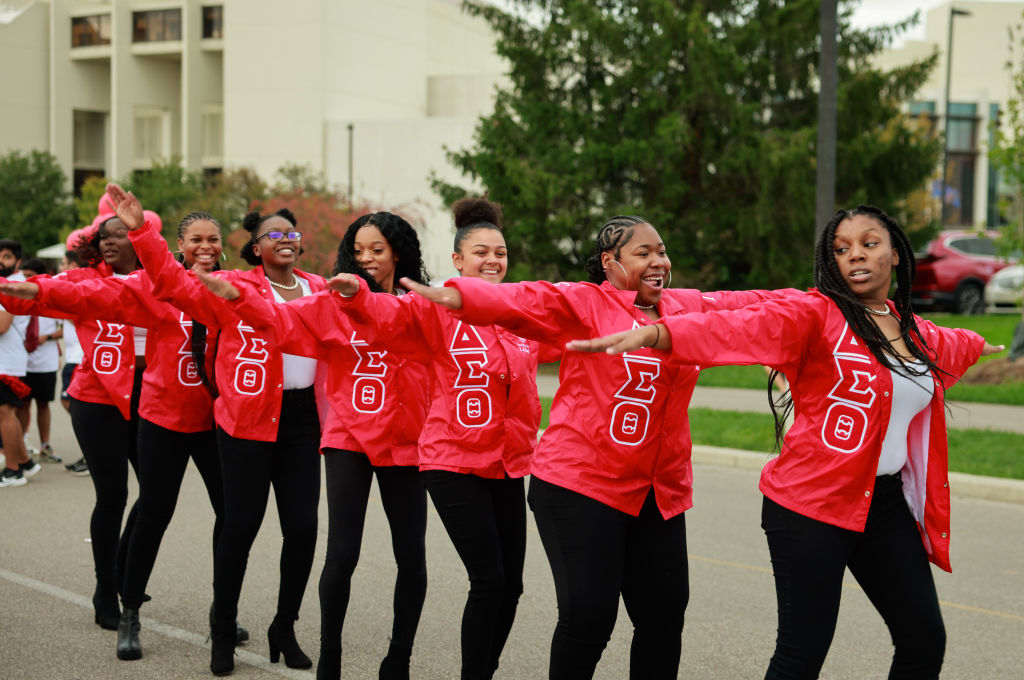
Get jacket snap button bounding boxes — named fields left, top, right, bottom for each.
left=884, top=391, right=889, bottom=397
left=271, top=417, right=277, bottom=422
left=941, top=532, right=948, bottom=538
left=864, top=491, right=870, bottom=497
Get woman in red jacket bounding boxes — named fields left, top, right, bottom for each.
left=109, top=189, right=326, bottom=676
left=202, top=211, right=432, bottom=680
left=3, top=208, right=248, bottom=661
left=398, top=214, right=792, bottom=679
left=309, top=198, right=557, bottom=680
left=567, top=205, right=1004, bottom=679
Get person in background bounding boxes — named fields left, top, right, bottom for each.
left=17, top=258, right=61, bottom=463
left=57, top=249, right=88, bottom=475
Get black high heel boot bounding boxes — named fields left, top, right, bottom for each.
left=209, top=603, right=250, bottom=644
left=116, top=607, right=142, bottom=660
left=378, top=642, right=412, bottom=680
left=210, top=621, right=236, bottom=676
left=316, top=646, right=341, bottom=680
left=267, top=617, right=312, bottom=669
left=92, top=584, right=120, bottom=630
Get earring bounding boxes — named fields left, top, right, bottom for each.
left=666, top=270, right=672, bottom=288
left=611, top=260, right=628, bottom=281
left=220, top=251, right=227, bottom=261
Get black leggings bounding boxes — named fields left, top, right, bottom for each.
left=213, top=388, right=321, bottom=629
left=68, top=370, right=143, bottom=601
left=528, top=477, right=690, bottom=680
left=761, top=474, right=945, bottom=680
left=422, top=470, right=526, bottom=680
left=121, top=418, right=222, bottom=609
left=318, top=450, right=427, bottom=655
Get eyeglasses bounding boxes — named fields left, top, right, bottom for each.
left=257, top=230, right=302, bottom=242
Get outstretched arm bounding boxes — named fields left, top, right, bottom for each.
left=398, top=277, right=462, bottom=309
left=982, top=342, right=1005, bottom=356
left=566, top=323, right=670, bottom=354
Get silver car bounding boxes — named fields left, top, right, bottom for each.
left=984, top=264, right=1024, bottom=310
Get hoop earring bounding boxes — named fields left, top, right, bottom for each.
left=665, top=269, right=672, bottom=288
left=607, top=259, right=628, bottom=282
left=220, top=251, right=227, bottom=261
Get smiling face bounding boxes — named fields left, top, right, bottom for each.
left=252, top=216, right=300, bottom=268
left=98, top=218, right=138, bottom=273
left=178, top=220, right=222, bottom=273
left=452, top=227, right=507, bottom=283
left=353, top=224, right=398, bottom=291
left=832, top=214, right=898, bottom=307
left=600, top=223, right=671, bottom=305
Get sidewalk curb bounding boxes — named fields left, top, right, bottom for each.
left=691, top=445, right=1024, bottom=505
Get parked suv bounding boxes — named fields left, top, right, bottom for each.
left=911, top=230, right=1015, bottom=315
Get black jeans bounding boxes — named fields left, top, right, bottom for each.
left=423, top=470, right=526, bottom=680
left=528, top=477, right=689, bottom=680
left=213, top=388, right=321, bottom=629
left=67, top=368, right=143, bottom=602
left=761, top=474, right=945, bottom=680
left=318, top=450, right=427, bottom=657
left=121, top=418, right=222, bottom=609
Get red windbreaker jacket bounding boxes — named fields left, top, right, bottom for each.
left=658, top=290, right=984, bottom=571
left=228, top=287, right=430, bottom=465
left=34, top=272, right=217, bottom=433
left=127, top=220, right=328, bottom=442
left=337, top=278, right=559, bottom=479
left=445, top=277, right=791, bottom=518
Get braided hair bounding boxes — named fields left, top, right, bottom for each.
left=768, top=204, right=946, bottom=448
left=333, top=212, right=431, bottom=292
left=176, top=211, right=222, bottom=398
left=452, top=197, right=504, bottom=253
left=239, top=208, right=299, bottom=266
left=584, top=215, right=648, bottom=284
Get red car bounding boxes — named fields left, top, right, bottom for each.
left=911, top=230, right=1015, bottom=314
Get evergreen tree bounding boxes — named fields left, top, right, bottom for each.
left=434, top=0, right=940, bottom=288
left=0, top=150, right=75, bottom=256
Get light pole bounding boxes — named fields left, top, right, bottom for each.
left=815, top=0, right=838, bottom=242
left=940, top=6, right=971, bottom=225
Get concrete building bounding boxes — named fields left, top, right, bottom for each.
left=875, top=0, right=1024, bottom=228
left=0, top=0, right=506, bottom=277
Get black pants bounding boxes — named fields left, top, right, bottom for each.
left=212, top=388, right=321, bottom=629
left=318, top=450, right=427, bottom=657
left=761, top=474, right=945, bottom=680
left=528, top=477, right=689, bottom=680
left=423, top=470, right=526, bottom=680
left=121, top=418, right=222, bottom=609
left=68, top=369, right=143, bottom=602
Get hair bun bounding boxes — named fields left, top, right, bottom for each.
left=452, top=197, right=503, bottom=230
left=242, top=211, right=262, bottom=233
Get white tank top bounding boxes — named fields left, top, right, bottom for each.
left=876, top=357, right=933, bottom=476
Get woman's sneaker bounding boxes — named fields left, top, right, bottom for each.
left=37, top=444, right=62, bottom=463
left=19, top=460, right=41, bottom=478
left=65, top=457, right=89, bottom=476
left=0, top=468, right=26, bottom=487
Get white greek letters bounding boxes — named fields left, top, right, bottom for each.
left=821, top=323, right=876, bottom=453
left=91, top=321, right=125, bottom=375
left=449, top=322, right=492, bottom=428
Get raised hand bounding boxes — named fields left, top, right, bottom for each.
left=326, top=273, right=362, bottom=297
left=0, top=281, right=41, bottom=300
left=105, top=183, right=145, bottom=230
left=565, top=324, right=669, bottom=354
left=398, top=277, right=463, bottom=310
left=981, top=341, right=1006, bottom=356
left=196, top=271, right=240, bottom=301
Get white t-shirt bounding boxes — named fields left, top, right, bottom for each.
left=270, top=275, right=317, bottom=390
left=27, top=316, right=59, bottom=373
left=876, top=358, right=934, bottom=476
left=0, top=271, right=29, bottom=377
left=112, top=272, right=147, bottom=356
left=63, top=319, right=84, bottom=365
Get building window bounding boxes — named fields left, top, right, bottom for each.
left=201, top=104, right=224, bottom=167
left=133, top=108, right=170, bottom=168
left=132, top=9, right=182, bottom=43
left=71, top=14, right=111, bottom=48
left=942, top=103, right=979, bottom=226
left=202, top=6, right=223, bottom=39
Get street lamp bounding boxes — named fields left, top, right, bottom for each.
left=940, top=6, right=972, bottom=225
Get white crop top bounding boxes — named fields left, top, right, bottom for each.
left=876, top=357, right=934, bottom=476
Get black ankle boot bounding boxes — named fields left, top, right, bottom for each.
left=92, top=585, right=120, bottom=630
left=267, top=617, right=312, bottom=669
left=316, top=646, right=341, bottom=680
left=116, top=607, right=142, bottom=660
left=210, top=622, right=236, bottom=676
left=378, top=643, right=412, bottom=680
left=209, top=602, right=250, bottom=644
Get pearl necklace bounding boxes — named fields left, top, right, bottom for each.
left=268, top=277, right=300, bottom=291
left=634, top=303, right=656, bottom=310
left=864, top=304, right=890, bottom=316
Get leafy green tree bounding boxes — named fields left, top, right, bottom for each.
left=989, top=18, right=1024, bottom=256
left=0, top=150, right=75, bottom=256
left=434, top=0, right=941, bottom=288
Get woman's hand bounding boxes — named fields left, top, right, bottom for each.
left=327, top=273, right=362, bottom=297
left=982, top=341, right=1006, bottom=356
left=398, top=277, right=463, bottom=309
left=0, top=282, right=41, bottom=300
left=105, top=183, right=145, bottom=231
left=565, top=323, right=670, bottom=354
left=196, top=271, right=240, bottom=301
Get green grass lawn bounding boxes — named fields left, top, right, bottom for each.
left=537, top=401, right=1024, bottom=479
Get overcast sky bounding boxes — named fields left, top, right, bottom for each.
left=849, top=0, right=1022, bottom=45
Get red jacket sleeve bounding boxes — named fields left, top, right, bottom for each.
left=35, top=274, right=162, bottom=328
left=335, top=281, right=432, bottom=362
left=228, top=288, right=354, bottom=358
left=915, top=320, right=985, bottom=389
